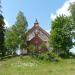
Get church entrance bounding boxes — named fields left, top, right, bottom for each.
left=30, top=36, right=42, bottom=52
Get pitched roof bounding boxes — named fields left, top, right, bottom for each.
left=28, top=21, right=49, bottom=37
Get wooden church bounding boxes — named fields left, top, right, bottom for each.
left=27, top=20, right=49, bottom=53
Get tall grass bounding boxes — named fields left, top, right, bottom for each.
left=0, top=56, right=75, bottom=75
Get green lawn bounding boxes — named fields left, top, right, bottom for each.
left=0, top=56, right=75, bottom=75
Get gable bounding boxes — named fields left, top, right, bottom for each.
left=27, top=23, right=49, bottom=41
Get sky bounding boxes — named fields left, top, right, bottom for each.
left=1, top=0, right=75, bottom=52
left=2, top=0, right=66, bottom=30
left=2, top=0, right=75, bottom=30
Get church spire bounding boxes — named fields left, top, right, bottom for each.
left=34, top=19, right=39, bottom=27
left=35, top=19, right=38, bottom=24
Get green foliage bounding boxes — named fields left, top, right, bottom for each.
left=69, top=2, right=75, bottom=21
left=32, top=51, right=61, bottom=62
left=0, top=14, right=5, bottom=56
left=69, top=2, right=75, bottom=43
left=49, top=15, right=73, bottom=55
left=40, top=43, right=47, bottom=48
left=5, top=11, right=28, bottom=54
left=28, top=44, right=35, bottom=54
left=5, top=28, right=18, bottom=54
left=47, top=51, right=61, bottom=61
left=14, top=11, right=28, bottom=49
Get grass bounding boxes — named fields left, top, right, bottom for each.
left=0, top=56, right=75, bottom=75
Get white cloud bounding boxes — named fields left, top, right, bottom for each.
left=4, top=19, right=9, bottom=28
left=51, top=0, right=75, bottom=20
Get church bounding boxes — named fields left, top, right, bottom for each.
left=27, top=20, right=49, bottom=53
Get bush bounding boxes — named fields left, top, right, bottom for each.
left=47, top=51, right=61, bottom=62
left=40, top=43, right=47, bottom=48
left=27, top=44, right=35, bottom=54
left=31, top=51, right=61, bottom=62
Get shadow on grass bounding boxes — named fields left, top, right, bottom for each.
left=0, top=55, right=18, bottom=61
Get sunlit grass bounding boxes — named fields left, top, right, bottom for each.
left=0, top=56, right=75, bottom=75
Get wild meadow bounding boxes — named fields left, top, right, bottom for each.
left=0, top=56, right=75, bottom=75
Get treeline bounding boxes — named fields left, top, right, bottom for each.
left=0, top=2, right=75, bottom=59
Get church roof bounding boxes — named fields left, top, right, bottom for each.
left=28, top=20, right=49, bottom=37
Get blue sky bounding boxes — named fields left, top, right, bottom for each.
left=2, top=0, right=66, bottom=30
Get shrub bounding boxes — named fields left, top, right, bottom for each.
left=27, top=44, right=35, bottom=55
left=32, top=51, right=61, bottom=62
left=40, top=43, right=47, bottom=48
left=47, top=51, right=61, bottom=61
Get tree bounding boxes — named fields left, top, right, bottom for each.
left=49, top=15, right=73, bottom=55
left=5, top=27, right=19, bottom=54
left=15, top=11, right=28, bottom=49
left=0, top=14, right=5, bottom=56
left=69, top=2, right=75, bottom=44
left=5, top=11, right=28, bottom=54
left=69, top=2, right=75, bottom=21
